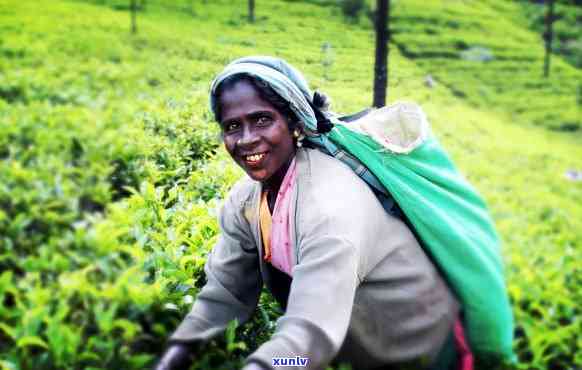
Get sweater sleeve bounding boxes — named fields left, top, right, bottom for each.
left=170, top=193, right=262, bottom=344
left=245, top=215, right=360, bottom=370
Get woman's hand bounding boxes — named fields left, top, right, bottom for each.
left=155, top=343, right=194, bottom=370
left=241, top=362, right=267, bottom=370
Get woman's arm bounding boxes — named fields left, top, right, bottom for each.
left=155, top=343, right=197, bottom=370
left=161, top=188, right=262, bottom=364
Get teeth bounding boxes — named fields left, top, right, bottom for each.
left=245, top=153, right=265, bottom=162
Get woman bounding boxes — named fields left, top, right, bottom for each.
left=156, top=57, right=462, bottom=370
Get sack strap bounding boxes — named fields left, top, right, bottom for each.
left=338, top=108, right=373, bottom=123
left=307, top=106, right=403, bottom=219
left=330, top=147, right=402, bottom=219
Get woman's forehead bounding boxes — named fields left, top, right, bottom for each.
left=218, top=80, right=279, bottom=120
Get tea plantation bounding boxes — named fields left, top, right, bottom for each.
left=0, top=0, right=580, bottom=369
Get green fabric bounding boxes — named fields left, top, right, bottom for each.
left=328, top=124, right=514, bottom=362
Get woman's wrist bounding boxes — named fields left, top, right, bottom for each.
left=155, top=343, right=196, bottom=370
left=242, top=361, right=268, bottom=370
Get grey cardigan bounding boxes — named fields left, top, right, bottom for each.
left=170, top=148, right=459, bottom=370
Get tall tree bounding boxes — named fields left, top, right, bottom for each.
left=543, top=0, right=555, bottom=77
left=248, top=0, right=255, bottom=23
left=373, top=0, right=390, bottom=107
left=130, top=0, right=137, bottom=34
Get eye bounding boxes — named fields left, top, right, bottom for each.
left=256, top=116, right=272, bottom=126
left=223, top=121, right=240, bottom=133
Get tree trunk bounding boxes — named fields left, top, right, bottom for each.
left=544, top=0, right=555, bottom=77
left=373, top=0, right=390, bottom=107
left=248, top=0, right=255, bottom=23
left=130, top=0, right=137, bottom=34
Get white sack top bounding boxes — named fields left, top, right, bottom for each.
left=341, top=101, right=429, bottom=154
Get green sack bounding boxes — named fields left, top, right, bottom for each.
left=327, top=102, right=514, bottom=362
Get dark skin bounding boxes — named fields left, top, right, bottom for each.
left=155, top=80, right=297, bottom=370
left=219, top=79, right=297, bottom=212
left=154, top=343, right=196, bottom=370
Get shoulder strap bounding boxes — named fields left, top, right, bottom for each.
left=309, top=107, right=403, bottom=219
left=337, top=108, right=373, bottom=123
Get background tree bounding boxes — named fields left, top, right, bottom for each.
left=248, top=0, right=255, bottom=23
left=543, top=0, right=556, bottom=77
left=340, top=0, right=366, bottom=19
left=517, top=0, right=580, bottom=68
left=189, top=0, right=195, bottom=15
left=373, top=0, right=390, bottom=107
left=130, top=0, right=137, bottom=34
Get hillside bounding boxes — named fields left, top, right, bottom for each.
left=0, top=0, right=580, bottom=369
left=390, top=0, right=581, bottom=132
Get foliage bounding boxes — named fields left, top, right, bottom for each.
left=0, top=0, right=581, bottom=369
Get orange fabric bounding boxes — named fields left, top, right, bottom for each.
left=259, top=191, right=272, bottom=262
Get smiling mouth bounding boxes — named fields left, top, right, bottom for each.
left=242, top=152, right=267, bottom=166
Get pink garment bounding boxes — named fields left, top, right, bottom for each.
left=267, top=157, right=297, bottom=276
left=454, top=318, right=474, bottom=370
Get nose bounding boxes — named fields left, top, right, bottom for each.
left=238, top=124, right=260, bottom=147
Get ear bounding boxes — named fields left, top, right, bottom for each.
left=288, top=115, right=305, bottom=129
left=286, top=117, right=297, bottom=131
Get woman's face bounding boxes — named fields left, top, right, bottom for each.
left=218, top=79, right=296, bottom=184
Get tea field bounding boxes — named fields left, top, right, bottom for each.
left=0, top=0, right=580, bottom=369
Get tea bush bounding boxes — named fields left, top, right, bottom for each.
left=1, top=0, right=580, bottom=369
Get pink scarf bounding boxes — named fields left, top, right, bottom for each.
left=263, top=157, right=297, bottom=276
